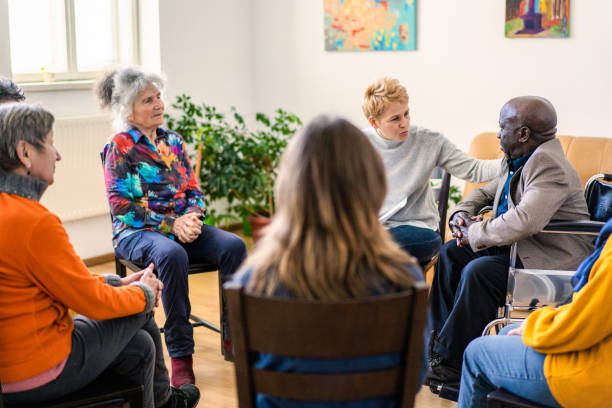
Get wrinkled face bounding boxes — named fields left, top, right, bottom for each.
left=29, top=131, right=61, bottom=185
left=498, top=103, right=523, bottom=159
left=129, top=85, right=165, bottom=131
left=372, top=101, right=410, bottom=142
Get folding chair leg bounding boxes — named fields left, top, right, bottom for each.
left=189, top=314, right=220, bottom=333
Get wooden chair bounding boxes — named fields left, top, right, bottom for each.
left=225, top=281, right=429, bottom=407
left=0, top=371, right=143, bottom=408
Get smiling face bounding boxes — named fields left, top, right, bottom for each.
left=128, top=85, right=165, bottom=133
left=370, top=101, right=411, bottom=142
left=28, top=130, right=61, bottom=185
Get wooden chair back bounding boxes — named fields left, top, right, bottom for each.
left=226, top=281, right=429, bottom=407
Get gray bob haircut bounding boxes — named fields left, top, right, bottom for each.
left=0, top=104, right=54, bottom=172
left=96, top=67, right=166, bottom=131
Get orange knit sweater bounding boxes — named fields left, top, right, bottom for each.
left=0, top=192, right=149, bottom=383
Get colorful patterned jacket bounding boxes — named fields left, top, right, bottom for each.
left=103, top=127, right=204, bottom=246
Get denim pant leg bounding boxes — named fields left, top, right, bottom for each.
left=388, top=225, right=442, bottom=266
left=181, top=224, right=247, bottom=343
left=3, top=313, right=170, bottom=408
left=116, top=231, right=193, bottom=358
left=431, top=241, right=511, bottom=368
left=459, top=333, right=561, bottom=408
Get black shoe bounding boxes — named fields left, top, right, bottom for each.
left=426, top=363, right=461, bottom=386
left=167, top=384, right=201, bottom=408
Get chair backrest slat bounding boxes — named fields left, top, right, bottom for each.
left=252, top=367, right=401, bottom=401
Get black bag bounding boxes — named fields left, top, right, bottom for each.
left=585, top=173, right=612, bottom=222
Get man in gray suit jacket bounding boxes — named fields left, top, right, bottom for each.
left=427, top=96, right=594, bottom=385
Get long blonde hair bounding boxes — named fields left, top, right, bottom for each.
left=241, top=116, right=417, bottom=300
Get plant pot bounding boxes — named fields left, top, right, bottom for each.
left=247, top=215, right=272, bottom=243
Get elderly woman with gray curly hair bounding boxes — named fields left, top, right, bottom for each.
left=0, top=104, right=199, bottom=407
left=97, top=66, right=247, bottom=387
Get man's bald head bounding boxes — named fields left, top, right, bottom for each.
left=498, top=96, right=558, bottom=159
left=504, top=96, right=557, bottom=143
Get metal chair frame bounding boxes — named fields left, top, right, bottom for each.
left=482, top=174, right=609, bottom=336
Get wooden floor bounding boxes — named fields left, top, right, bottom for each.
left=88, top=260, right=455, bottom=408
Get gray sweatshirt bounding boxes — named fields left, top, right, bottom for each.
left=362, top=126, right=501, bottom=231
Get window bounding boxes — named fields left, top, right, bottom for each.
left=8, top=0, right=140, bottom=83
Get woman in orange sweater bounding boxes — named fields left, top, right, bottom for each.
left=0, top=104, right=199, bottom=408
left=458, top=216, right=612, bottom=407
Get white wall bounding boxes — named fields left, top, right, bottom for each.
left=159, top=0, right=253, bottom=116
left=252, top=0, right=612, bottom=150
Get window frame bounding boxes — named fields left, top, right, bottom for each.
left=10, top=0, right=141, bottom=83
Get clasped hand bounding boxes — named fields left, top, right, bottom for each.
left=171, top=212, right=204, bottom=243
left=449, top=211, right=483, bottom=247
left=120, top=263, right=163, bottom=307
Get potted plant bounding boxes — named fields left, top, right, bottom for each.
left=165, top=94, right=302, bottom=240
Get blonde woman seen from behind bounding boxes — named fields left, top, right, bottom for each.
left=231, top=116, right=430, bottom=407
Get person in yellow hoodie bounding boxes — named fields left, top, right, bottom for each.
left=458, top=216, right=612, bottom=407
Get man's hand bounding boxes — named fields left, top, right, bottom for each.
left=449, top=211, right=483, bottom=247
left=171, top=213, right=203, bottom=243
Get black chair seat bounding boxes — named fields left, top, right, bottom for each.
left=487, top=388, right=549, bottom=408
left=1, top=371, right=143, bottom=408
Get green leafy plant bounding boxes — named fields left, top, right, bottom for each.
left=165, top=94, right=302, bottom=227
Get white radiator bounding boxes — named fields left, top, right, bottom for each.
left=40, top=115, right=113, bottom=222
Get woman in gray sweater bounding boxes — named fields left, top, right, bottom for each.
left=362, top=77, right=499, bottom=266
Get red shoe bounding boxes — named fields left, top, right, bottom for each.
left=223, top=338, right=234, bottom=362
left=171, top=355, right=195, bottom=388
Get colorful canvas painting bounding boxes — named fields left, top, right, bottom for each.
left=505, top=0, right=569, bottom=38
left=324, top=0, right=416, bottom=51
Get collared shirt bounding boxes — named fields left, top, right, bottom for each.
left=103, top=127, right=204, bottom=246
left=496, top=151, right=534, bottom=217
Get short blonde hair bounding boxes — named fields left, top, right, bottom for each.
left=362, top=77, right=409, bottom=119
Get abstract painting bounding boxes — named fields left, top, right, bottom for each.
left=324, top=0, right=416, bottom=51
left=505, top=0, right=570, bottom=38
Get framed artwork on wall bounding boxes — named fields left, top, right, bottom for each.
left=324, top=0, right=416, bottom=51
left=505, top=0, right=570, bottom=38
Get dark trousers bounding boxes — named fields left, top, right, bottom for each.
left=429, top=240, right=520, bottom=369
left=115, top=225, right=247, bottom=358
left=4, top=313, right=169, bottom=408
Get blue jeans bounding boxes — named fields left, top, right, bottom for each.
left=458, top=325, right=561, bottom=408
left=115, top=225, right=247, bottom=357
left=388, top=225, right=442, bottom=266
left=3, top=313, right=170, bottom=408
